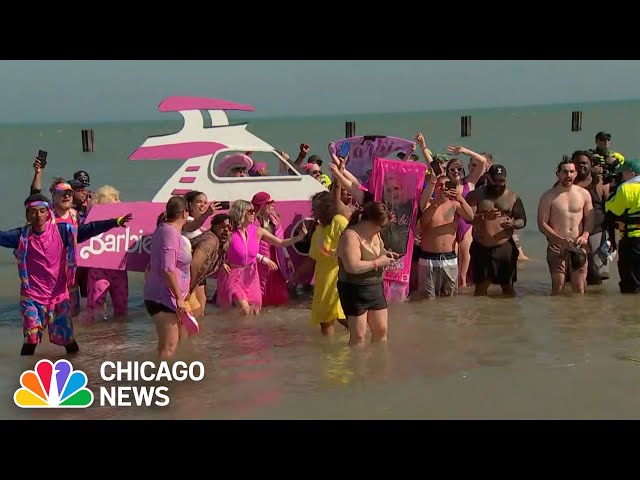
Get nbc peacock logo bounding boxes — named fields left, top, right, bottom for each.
left=14, top=359, right=94, bottom=408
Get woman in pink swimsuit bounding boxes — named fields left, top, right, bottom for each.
left=444, top=146, right=489, bottom=288
left=216, top=200, right=307, bottom=316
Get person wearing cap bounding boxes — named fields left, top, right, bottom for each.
left=71, top=171, right=92, bottom=218
left=538, top=158, right=594, bottom=295
left=0, top=193, right=132, bottom=356
left=305, top=162, right=332, bottom=188
left=68, top=179, right=91, bottom=223
left=252, top=192, right=294, bottom=306
left=74, top=170, right=90, bottom=185
left=604, top=158, right=640, bottom=293
left=305, top=155, right=332, bottom=188
left=466, top=164, right=527, bottom=296
left=590, top=131, right=625, bottom=167
left=249, top=161, right=269, bottom=177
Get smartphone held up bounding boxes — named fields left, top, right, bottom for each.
left=36, top=150, right=48, bottom=169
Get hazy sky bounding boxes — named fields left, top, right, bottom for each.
left=1, top=60, right=639, bottom=123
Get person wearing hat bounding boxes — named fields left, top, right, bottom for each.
left=214, top=153, right=253, bottom=177
left=590, top=131, right=625, bottom=171
left=466, top=164, right=527, bottom=296
left=538, top=158, right=593, bottom=295
left=604, top=158, right=640, bottom=293
left=252, top=191, right=293, bottom=306
left=249, top=162, right=269, bottom=177
left=304, top=162, right=332, bottom=188
left=72, top=170, right=92, bottom=215
left=68, top=179, right=91, bottom=223
left=73, top=170, right=91, bottom=186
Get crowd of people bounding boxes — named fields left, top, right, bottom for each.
left=4, top=130, right=639, bottom=359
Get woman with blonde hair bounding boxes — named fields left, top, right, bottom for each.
left=217, top=200, right=307, bottom=316
left=80, top=185, right=130, bottom=323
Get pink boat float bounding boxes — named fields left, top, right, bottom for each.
left=77, top=96, right=425, bottom=300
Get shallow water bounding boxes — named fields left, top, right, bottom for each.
left=1, top=231, right=639, bottom=420
left=1, top=102, right=640, bottom=419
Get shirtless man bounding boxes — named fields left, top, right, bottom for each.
left=538, top=158, right=594, bottom=295
left=417, top=173, right=473, bottom=298
left=465, top=165, right=527, bottom=296
left=571, top=151, right=611, bottom=285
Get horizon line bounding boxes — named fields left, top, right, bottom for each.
left=1, top=96, right=639, bottom=126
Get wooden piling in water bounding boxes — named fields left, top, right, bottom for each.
left=345, top=121, right=356, bottom=137
left=82, top=129, right=95, bottom=152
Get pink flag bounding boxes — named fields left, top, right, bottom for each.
left=333, top=136, right=415, bottom=184
left=368, top=157, right=426, bottom=302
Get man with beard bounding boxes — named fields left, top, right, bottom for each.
left=538, top=158, right=594, bottom=295
left=465, top=165, right=527, bottom=296
left=188, top=214, right=232, bottom=313
left=570, top=150, right=612, bottom=285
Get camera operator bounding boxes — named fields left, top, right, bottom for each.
left=590, top=131, right=625, bottom=176
left=571, top=151, right=612, bottom=285
left=604, top=159, right=640, bottom=294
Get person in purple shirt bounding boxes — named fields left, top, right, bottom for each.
left=144, top=196, right=192, bottom=359
left=0, top=193, right=131, bottom=356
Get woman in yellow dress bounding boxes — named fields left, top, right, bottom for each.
left=308, top=191, right=349, bottom=336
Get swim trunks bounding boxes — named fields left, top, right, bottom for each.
left=546, top=243, right=587, bottom=276
left=470, top=238, right=519, bottom=285
left=417, top=250, right=458, bottom=298
left=21, top=297, right=73, bottom=346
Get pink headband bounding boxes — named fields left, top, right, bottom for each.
left=26, top=201, right=49, bottom=210
left=54, top=182, right=73, bottom=192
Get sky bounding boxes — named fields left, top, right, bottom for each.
left=1, top=60, right=639, bottom=123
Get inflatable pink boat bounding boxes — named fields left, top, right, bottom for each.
left=77, top=96, right=325, bottom=279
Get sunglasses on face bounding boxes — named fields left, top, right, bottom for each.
left=449, top=167, right=464, bottom=173
left=232, top=167, right=247, bottom=173
left=246, top=209, right=256, bottom=215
